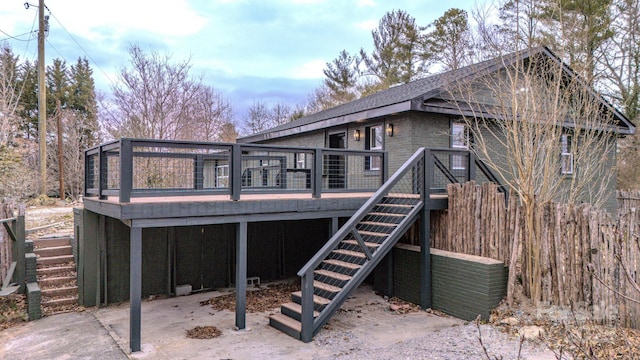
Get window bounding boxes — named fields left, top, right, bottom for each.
left=451, top=122, right=468, bottom=170
left=295, top=153, right=306, bottom=169
left=215, top=164, right=229, bottom=188
left=366, top=125, right=383, bottom=170
left=561, top=134, right=574, bottom=175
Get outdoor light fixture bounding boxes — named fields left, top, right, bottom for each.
left=386, top=123, right=394, bottom=137
left=354, top=129, right=361, bottom=141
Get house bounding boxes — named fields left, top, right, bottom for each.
left=239, top=46, right=635, bottom=214
left=75, top=47, right=634, bottom=351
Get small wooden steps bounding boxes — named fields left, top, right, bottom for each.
left=34, top=235, right=78, bottom=315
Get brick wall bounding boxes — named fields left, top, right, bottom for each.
left=392, top=244, right=507, bottom=321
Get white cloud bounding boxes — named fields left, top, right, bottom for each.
left=289, top=59, right=325, bottom=79
left=357, top=0, right=376, bottom=7
left=45, top=0, right=208, bottom=42
left=355, top=19, right=377, bottom=31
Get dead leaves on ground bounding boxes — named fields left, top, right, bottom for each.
left=200, top=281, right=300, bottom=313
left=186, top=325, right=222, bottom=339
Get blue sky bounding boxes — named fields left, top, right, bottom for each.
left=0, top=0, right=475, bottom=121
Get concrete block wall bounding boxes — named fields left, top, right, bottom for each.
left=392, top=244, right=507, bottom=321
left=26, top=282, right=41, bottom=320
left=25, top=240, right=33, bottom=253
left=25, top=253, right=37, bottom=283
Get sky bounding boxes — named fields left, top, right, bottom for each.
left=0, top=0, right=475, bottom=122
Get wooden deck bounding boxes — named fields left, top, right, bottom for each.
left=83, top=191, right=448, bottom=227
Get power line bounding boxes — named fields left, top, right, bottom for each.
left=47, top=11, right=117, bottom=88
left=0, top=29, right=35, bottom=42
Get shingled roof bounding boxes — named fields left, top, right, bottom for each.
left=239, top=47, right=634, bottom=143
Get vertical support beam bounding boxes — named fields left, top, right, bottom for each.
left=194, top=154, right=204, bottom=190
left=331, top=217, right=339, bottom=235
left=420, top=149, right=432, bottom=309
left=129, top=225, right=142, bottom=353
left=231, top=144, right=242, bottom=201
left=235, top=221, right=247, bottom=330
left=300, top=271, right=314, bottom=342
left=96, top=215, right=105, bottom=307
left=313, top=149, right=322, bottom=199
left=382, top=151, right=389, bottom=183
left=119, top=139, right=133, bottom=203
left=79, top=209, right=99, bottom=306
left=13, top=210, right=25, bottom=293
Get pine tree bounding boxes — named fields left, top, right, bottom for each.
left=425, top=8, right=474, bottom=71
left=323, top=50, right=359, bottom=106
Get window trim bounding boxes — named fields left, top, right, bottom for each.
left=451, top=121, right=469, bottom=170
left=561, top=134, right=574, bottom=175
left=365, top=124, right=383, bottom=171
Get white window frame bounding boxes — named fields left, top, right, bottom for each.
left=215, top=164, right=229, bottom=188
left=451, top=122, right=469, bottom=170
left=295, top=153, right=306, bottom=169
left=561, top=134, right=574, bottom=175
left=367, top=125, right=383, bottom=171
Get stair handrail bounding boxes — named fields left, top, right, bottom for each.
left=297, top=147, right=426, bottom=278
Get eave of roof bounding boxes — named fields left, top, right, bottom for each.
left=238, top=46, right=635, bottom=143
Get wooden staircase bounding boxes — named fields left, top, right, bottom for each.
left=270, top=194, right=422, bottom=340
left=34, top=234, right=78, bottom=314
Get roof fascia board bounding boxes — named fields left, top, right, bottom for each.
left=240, top=100, right=413, bottom=143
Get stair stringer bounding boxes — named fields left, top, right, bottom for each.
left=308, top=201, right=423, bottom=339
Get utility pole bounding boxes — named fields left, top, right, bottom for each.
left=56, top=99, right=64, bottom=200
left=37, top=0, right=47, bottom=196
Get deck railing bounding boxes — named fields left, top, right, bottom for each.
left=84, top=139, right=388, bottom=202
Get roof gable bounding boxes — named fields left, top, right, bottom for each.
left=239, top=47, right=634, bottom=143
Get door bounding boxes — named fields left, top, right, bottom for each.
left=328, top=132, right=346, bottom=189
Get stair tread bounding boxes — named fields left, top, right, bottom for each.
left=314, top=280, right=341, bottom=293
left=270, top=313, right=302, bottom=332
left=386, top=193, right=420, bottom=199
left=291, top=291, right=331, bottom=305
left=37, top=255, right=73, bottom=260
left=41, top=286, right=78, bottom=295
left=41, top=297, right=77, bottom=306
left=342, top=239, right=380, bottom=248
left=332, top=249, right=367, bottom=258
left=37, top=265, right=75, bottom=274
left=368, top=212, right=405, bottom=217
left=359, top=221, right=397, bottom=227
left=35, top=245, right=71, bottom=251
left=376, top=203, right=414, bottom=208
left=281, top=302, right=320, bottom=317
left=314, top=269, right=352, bottom=282
left=356, top=230, right=388, bottom=237
left=322, top=259, right=362, bottom=270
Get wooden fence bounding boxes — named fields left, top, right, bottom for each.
left=0, top=199, right=15, bottom=285
left=432, top=182, right=640, bottom=328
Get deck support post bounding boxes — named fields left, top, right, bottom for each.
left=231, top=144, right=242, bottom=201
left=129, top=225, right=142, bottom=353
left=235, top=221, right=247, bottom=330
left=119, top=139, right=133, bottom=203
left=313, top=149, right=322, bottom=199
left=331, top=217, right=338, bottom=235
left=420, top=149, right=432, bottom=309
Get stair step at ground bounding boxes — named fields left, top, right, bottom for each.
left=38, top=276, right=76, bottom=287
left=36, top=264, right=75, bottom=276
left=37, top=255, right=74, bottom=266
left=34, top=245, right=72, bottom=258
left=41, top=297, right=77, bottom=307
left=41, top=286, right=77, bottom=298
left=34, top=237, right=71, bottom=248
left=386, top=193, right=420, bottom=199
left=291, top=291, right=331, bottom=307
left=280, top=302, right=319, bottom=321
left=269, top=313, right=301, bottom=339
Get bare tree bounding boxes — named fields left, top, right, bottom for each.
left=103, top=45, right=233, bottom=141
left=447, top=48, right=618, bottom=303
